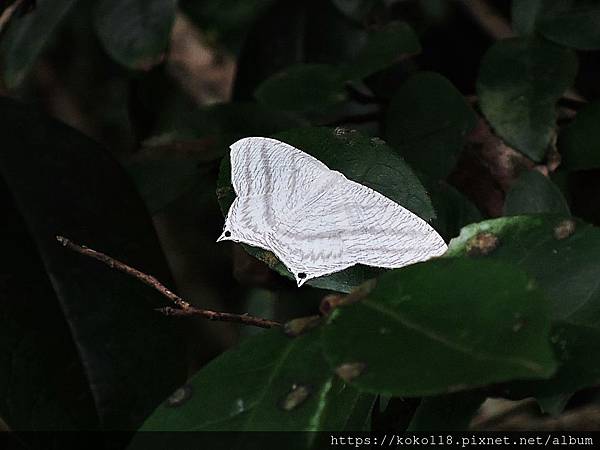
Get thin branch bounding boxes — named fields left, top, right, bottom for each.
left=56, top=236, right=280, bottom=329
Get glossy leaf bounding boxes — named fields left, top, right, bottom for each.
left=559, top=101, right=600, bottom=170
left=322, top=258, right=556, bottom=396
left=0, top=98, right=186, bottom=429
left=93, top=0, right=176, bottom=69
left=135, top=328, right=374, bottom=434
left=254, top=64, right=347, bottom=114
left=344, top=22, right=421, bottom=80
left=447, top=216, right=600, bottom=326
left=0, top=0, right=76, bottom=88
left=447, top=216, right=600, bottom=396
left=330, top=0, right=380, bottom=21
left=217, top=127, right=435, bottom=293
left=503, top=170, right=570, bottom=216
left=386, top=72, right=477, bottom=178
left=477, top=38, right=578, bottom=161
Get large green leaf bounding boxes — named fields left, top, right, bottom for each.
left=93, top=0, right=176, bottom=69
left=503, top=170, right=570, bottom=216
left=386, top=72, right=477, bottom=179
left=134, top=328, right=374, bottom=437
left=343, top=22, right=421, bottom=80
left=559, top=101, right=600, bottom=170
left=217, top=127, right=435, bottom=293
left=446, top=216, right=600, bottom=326
left=0, top=0, right=77, bottom=88
left=322, top=258, right=556, bottom=396
left=447, top=216, right=600, bottom=397
left=0, top=98, right=186, bottom=429
left=477, top=38, right=578, bottom=161
left=254, top=64, right=348, bottom=114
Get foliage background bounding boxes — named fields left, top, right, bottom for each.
left=1, top=0, right=600, bottom=444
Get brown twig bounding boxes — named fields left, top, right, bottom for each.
left=56, top=236, right=280, bottom=329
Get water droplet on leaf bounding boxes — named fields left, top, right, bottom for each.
left=335, top=362, right=366, bottom=382
left=166, top=384, right=192, bottom=407
left=279, top=384, right=312, bottom=411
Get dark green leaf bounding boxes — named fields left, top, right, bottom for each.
left=477, top=38, right=578, bottom=161
left=0, top=98, right=186, bottom=429
left=93, top=0, right=176, bottom=69
left=559, top=101, right=600, bottom=170
left=446, top=216, right=600, bottom=326
left=254, top=64, right=347, bottom=114
left=426, top=179, right=482, bottom=242
left=322, top=258, right=556, bottom=396
left=386, top=72, right=477, bottom=178
left=216, top=127, right=435, bottom=293
left=179, top=0, right=276, bottom=52
left=407, top=392, right=486, bottom=431
left=0, top=0, right=76, bottom=88
left=503, top=170, right=570, bottom=216
left=343, top=22, right=421, bottom=80
left=447, top=216, right=600, bottom=396
left=330, top=0, right=380, bottom=21
left=508, top=322, right=600, bottom=397
left=511, top=0, right=543, bottom=35
left=537, top=1, right=600, bottom=50
left=536, top=392, right=573, bottom=416
left=135, top=328, right=374, bottom=434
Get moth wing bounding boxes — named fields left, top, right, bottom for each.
left=266, top=180, right=359, bottom=285
left=229, top=137, right=330, bottom=200
left=341, top=180, right=447, bottom=268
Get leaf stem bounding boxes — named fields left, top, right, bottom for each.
left=55, top=236, right=280, bottom=329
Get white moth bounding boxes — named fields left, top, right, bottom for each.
left=217, top=137, right=447, bottom=286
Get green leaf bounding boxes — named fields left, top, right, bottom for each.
left=135, top=328, right=374, bottom=434
left=386, top=72, right=477, bottom=178
left=503, top=170, right=570, bottom=216
left=536, top=392, right=573, bottom=417
left=511, top=0, right=543, bottom=35
left=407, top=393, right=486, bottom=431
left=330, top=0, right=380, bottom=21
left=343, top=22, right=421, bottom=80
left=426, top=179, right=482, bottom=242
left=0, top=97, right=186, bottom=429
left=508, top=322, right=600, bottom=397
left=559, top=101, right=600, bottom=170
left=179, top=0, right=276, bottom=52
left=447, top=216, right=600, bottom=397
left=477, top=38, right=578, bottom=161
left=216, top=127, right=435, bottom=293
left=93, top=0, right=176, bottom=69
left=322, top=258, right=556, bottom=396
left=0, top=0, right=76, bottom=88
left=536, top=1, right=600, bottom=51
left=254, top=64, right=347, bottom=114
left=446, top=216, right=600, bottom=326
